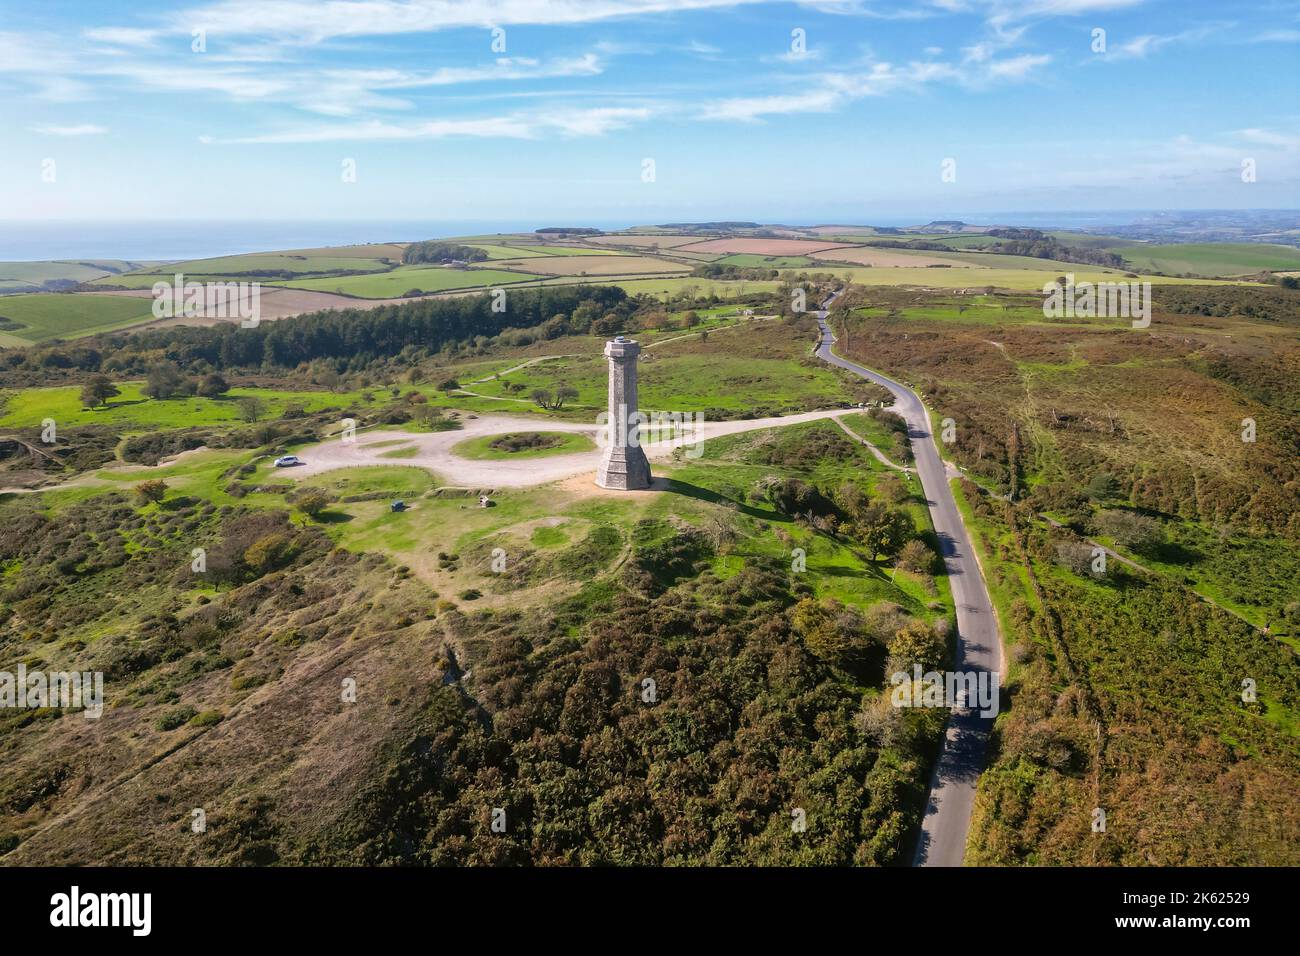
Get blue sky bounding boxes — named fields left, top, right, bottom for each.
left=1, top=0, right=1297, bottom=223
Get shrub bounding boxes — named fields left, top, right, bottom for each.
left=897, top=539, right=938, bottom=574
left=134, top=479, right=167, bottom=505
left=294, top=490, right=331, bottom=519
left=155, top=705, right=198, bottom=731
left=1096, top=509, right=1163, bottom=554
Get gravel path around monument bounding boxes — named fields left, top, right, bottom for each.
left=287, top=408, right=851, bottom=488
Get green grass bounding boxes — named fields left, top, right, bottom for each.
left=0, top=259, right=144, bottom=291
left=106, top=249, right=399, bottom=279
left=460, top=243, right=550, bottom=259
left=0, top=382, right=366, bottom=431
left=450, top=431, right=596, bottom=460
left=813, top=265, right=1223, bottom=290
left=837, top=411, right=910, bottom=460
left=272, top=266, right=540, bottom=298
left=665, top=421, right=950, bottom=622
left=530, top=524, right=570, bottom=547
left=297, top=465, right=437, bottom=498
left=1104, top=242, right=1300, bottom=277
left=89, top=272, right=250, bottom=290
left=715, top=254, right=816, bottom=268
left=931, top=236, right=1003, bottom=249
left=582, top=277, right=782, bottom=298
left=466, top=340, right=848, bottom=416
left=377, top=445, right=421, bottom=459
left=0, top=293, right=157, bottom=343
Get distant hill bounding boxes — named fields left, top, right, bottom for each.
left=534, top=227, right=603, bottom=236
left=655, top=221, right=761, bottom=231
left=0, top=259, right=153, bottom=295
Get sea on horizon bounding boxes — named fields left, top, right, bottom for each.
left=0, top=212, right=1166, bottom=262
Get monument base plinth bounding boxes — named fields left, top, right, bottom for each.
left=596, top=446, right=652, bottom=490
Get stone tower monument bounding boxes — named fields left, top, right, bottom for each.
left=596, top=335, right=652, bottom=490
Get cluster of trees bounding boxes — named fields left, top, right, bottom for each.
left=529, top=386, right=578, bottom=410
left=753, top=474, right=924, bottom=565
left=535, top=227, right=601, bottom=236
left=692, top=262, right=785, bottom=280
left=864, top=230, right=1128, bottom=269
left=401, top=242, right=489, bottom=265
left=80, top=369, right=229, bottom=407
left=5, top=286, right=632, bottom=384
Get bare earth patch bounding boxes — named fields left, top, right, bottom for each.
left=809, top=246, right=977, bottom=268
left=81, top=287, right=461, bottom=330
left=591, top=234, right=719, bottom=250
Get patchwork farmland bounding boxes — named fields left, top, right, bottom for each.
left=0, top=224, right=1292, bottom=345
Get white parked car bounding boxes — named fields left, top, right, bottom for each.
left=273, top=455, right=301, bottom=467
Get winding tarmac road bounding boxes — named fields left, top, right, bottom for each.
left=814, top=303, right=1002, bottom=867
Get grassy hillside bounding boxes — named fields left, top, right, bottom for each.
left=273, top=267, right=542, bottom=298
left=1104, top=242, right=1300, bottom=277
left=0, top=293, right=157, bottom=343
left=0, top=259, right=147, bottom=294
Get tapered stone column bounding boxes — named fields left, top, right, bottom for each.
left=596, top=335, right=652, bottom=490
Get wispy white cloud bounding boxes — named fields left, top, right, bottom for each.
left=986, top=51, right=1050, bottom=77
left=223, top=105, right=653, bottom=142
left=1101, top=25, right=1216, bottom=61
left=1251, top=29, right=1300, bottom=44
left=1236, top=128, right=1300, bottom=150
left=31, top=123, right=109, bottom=136
left=83, top=26, right=162, bottom=46
left=168, top=0, right=774, bottom=44
left=763, top=48, right=826, bottom=64
left=20, top=49, right=607, bottom=117
left=699, top=49, right=1048, bottom=122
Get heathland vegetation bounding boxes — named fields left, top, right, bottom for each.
left=1, top=222, right=1297, bottom=866
left=830, top=281, right=1300, bottom=864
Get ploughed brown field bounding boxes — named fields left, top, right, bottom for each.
left=675, top=237, right=854, bottom=256
left=79, top=286, right=466, bottom=328
left=589, top=234, right=717, bottom=250
left=809, top=246, right=976, bottom=268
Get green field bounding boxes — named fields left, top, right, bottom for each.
left=582, top=276, right=782, bottom=298
left=1103, top=242, right=1300, bottom=277
left=98, top=253, right=395, bottom=281
left=0, top=293, right=156, bottom=343
left=273, top=266, right=541, bottom=298
left=461, top=243, right=551, bottom=259
left=0, top=259, right=146, bottom=293
left=451, top=431, right=596, bottom=460
left=715, top=254, right=817, bottom=268
left=89, top=272, right=248, bottom=290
